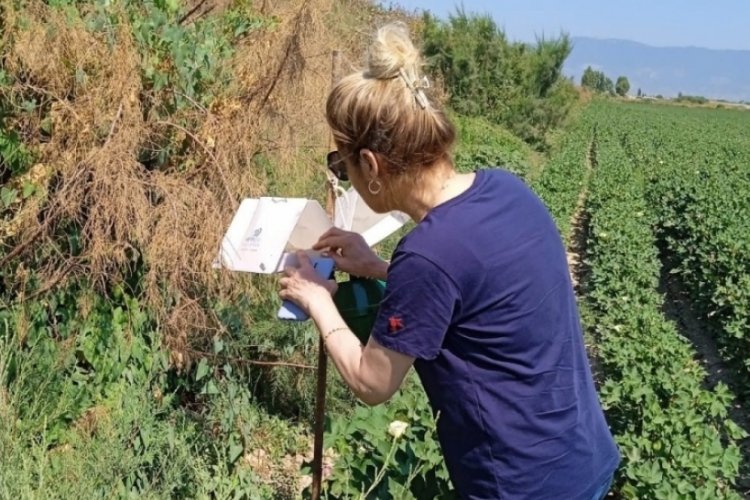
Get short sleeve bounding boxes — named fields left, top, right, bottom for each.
left=371, top=251, right=461, bottom=360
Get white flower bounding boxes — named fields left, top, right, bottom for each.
left=388, top=420, right=409, bottom=439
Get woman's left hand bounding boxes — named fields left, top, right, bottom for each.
left=279, top=251, right=338, bottom=315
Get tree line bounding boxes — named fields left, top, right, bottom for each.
left=581, top=66, right=630, bottom=97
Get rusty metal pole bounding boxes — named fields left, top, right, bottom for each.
left=311, top=49, right=341, bottom=500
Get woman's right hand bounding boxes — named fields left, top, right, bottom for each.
left=313, top=228, right=388, bottom=280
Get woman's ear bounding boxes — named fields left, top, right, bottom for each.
left=359, top=149, right=380, bottom=180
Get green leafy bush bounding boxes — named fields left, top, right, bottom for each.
left=421, top=9, right=578, bottom=149
left=452, top=113, right=535, bottom=178
left=0, top=278, right=310, bottom=498
left=321, top=380, right=455, bottom=499
left=675, top=93, right=709, bottom=105
left=581, top=66, right=615, bottom=95
left=0, top=69, right=34, bottom=181
left=0, top=1, right=304, bottom=497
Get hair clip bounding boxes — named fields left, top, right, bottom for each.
left=398, top=68, right=431, bottom=109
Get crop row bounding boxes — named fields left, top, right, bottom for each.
left=584, top=119, right=745, bottom=498
left=531, top=119, right=592, bottom=243
left=596, top=103, right=750, bottom=386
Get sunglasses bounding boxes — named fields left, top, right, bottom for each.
left=327, top=151, right=349, bottom=182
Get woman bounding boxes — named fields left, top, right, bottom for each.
left=279, top=23, right=620, bottom=500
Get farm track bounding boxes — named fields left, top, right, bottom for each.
left=566, top=128, right=597, bottom=295
left=566, top=132, right=602, bottom=384
left=658, top=258, right=750, bottom=495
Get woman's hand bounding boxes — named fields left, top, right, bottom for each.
left=313, top=228, right=388, bottom=279
left=279, top=251, right=338, bottom=315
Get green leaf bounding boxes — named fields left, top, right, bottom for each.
left=22, top=182, right=36, bottom=199
left=165, top=0, right=180, bottom=13
left=1, top=187, right=18, bottom=207
left=202, top=379, right=219, bottom=395
left=195, top=358, right=210, bottom=381
left=21, top=100, right=36, bottom=113
left=213, top=337, right=224, bottom=354
left=75, top=67, right=87, bottom=85
left=228, top=442, right=243, bottom=464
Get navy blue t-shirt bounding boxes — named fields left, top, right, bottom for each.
left=371, top=169, right=620, bottom=499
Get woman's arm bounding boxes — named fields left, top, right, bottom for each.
left=278, top=251, right=413, bottom=406
left=308, top=292, right=414, bottom=406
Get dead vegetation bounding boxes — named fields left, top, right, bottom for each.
left=0, top=0, right=413, bottom=369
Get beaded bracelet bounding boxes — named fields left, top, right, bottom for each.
left=323, top=326, right=349, bottom=345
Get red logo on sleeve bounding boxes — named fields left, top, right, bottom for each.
left=388, top=315, right=404, bottom=333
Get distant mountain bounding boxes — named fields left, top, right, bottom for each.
left=564, top=37, right=750, bottom=102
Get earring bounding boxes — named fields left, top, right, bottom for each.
left=368, top=178, right=382, bottom=195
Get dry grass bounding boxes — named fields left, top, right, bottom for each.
left=0, top=0, right=415, bottom=369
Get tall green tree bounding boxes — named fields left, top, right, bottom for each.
left=529, top=35, right=572, bottom=97
left=616, top=76, right=630, bottom=96
left=603, top=77, right=615, bottom=95
left=581, top=66, right=618, bottom=95
left=581, top=66, right=602, bottom=90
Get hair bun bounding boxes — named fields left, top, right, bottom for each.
left=367, top=23, right=421, bottom=80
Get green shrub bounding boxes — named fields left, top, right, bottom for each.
left=0, top=279, right=308, bottom=498
left=320, top=379, right=455, bottom=499
left=675, top=93, right=709, bottom=105
left=421, top=9, right=577, bottom=149
left=452, top=113, right=534, bottom=178
left=0, top=3, right=305, bottom=497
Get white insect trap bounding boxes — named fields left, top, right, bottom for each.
left=213, top=187, right=409, bottom=274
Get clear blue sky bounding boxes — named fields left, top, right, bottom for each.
left=383, top=0, right=750, bottom=51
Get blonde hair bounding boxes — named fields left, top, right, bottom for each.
left=326, top=23, right=456, bottom=177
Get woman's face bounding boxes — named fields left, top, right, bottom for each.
left=329, top=149, right=391, bottom=214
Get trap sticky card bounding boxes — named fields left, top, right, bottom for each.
left=214, top=190, right=409, bottom=274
